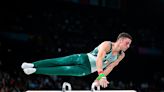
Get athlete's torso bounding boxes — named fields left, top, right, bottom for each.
left=87, top=41, right=122, bottom=73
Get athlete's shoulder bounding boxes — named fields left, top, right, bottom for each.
left=102, top=41, right=111, bottom=43
left=99, top=41, right=111, bottom=47
left=100, top=41, right=112, bottom=45
left=98, top=41, right=111, bottom=52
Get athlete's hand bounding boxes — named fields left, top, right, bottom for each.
left=93, top=79, right=100, bottom=87
left=99, top=77, right=109, bottom=88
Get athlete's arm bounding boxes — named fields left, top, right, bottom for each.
left=103, top=52, right=125, bottom=76
left=94, top=41, right=111, bottom=88
left=94, top=52, right=125, bottom=88
left=96, top=41, right=111, bottom=73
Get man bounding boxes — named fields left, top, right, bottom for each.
left=21, top=32, right=132, bottom=88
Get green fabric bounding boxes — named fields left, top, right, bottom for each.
left=96, top=73, right=105, bottom=80
left=32, top=54, right=91, bottom=76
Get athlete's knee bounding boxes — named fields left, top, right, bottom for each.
left=64, top=66, right=91, bottom=76
left=77, top=71, right=90, bottom=76
left=76, top=69, right=91, bottom=76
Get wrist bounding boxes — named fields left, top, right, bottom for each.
left=96, top=73, right=106, bottom=80
left=98, top=70, right=104, bottom=75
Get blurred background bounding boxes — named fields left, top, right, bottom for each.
left=0, top=0, right=164, bottom=92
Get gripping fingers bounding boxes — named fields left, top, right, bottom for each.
left=103, top=80, right=107, bottom=88
left=104, top=80, right=109, bottom=88
left=101, top=78, right=109, bottom=88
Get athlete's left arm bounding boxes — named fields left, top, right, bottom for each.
left=93, top=52, right=125, bottom=88
left=103, top=52, right=125, bottom=76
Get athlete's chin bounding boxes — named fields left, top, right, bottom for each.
left=123, top=48, right=128, bottom=52
left=122, top=50, right=126, bottom=52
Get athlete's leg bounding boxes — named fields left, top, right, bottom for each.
left=23, top=54, right=92, bottom=76
left=32, top=54, right=86, bottom=68
left=34, top=65, right=91, bottom=76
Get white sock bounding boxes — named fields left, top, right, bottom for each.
left=21, top=62, right=34, bottom=69
left=23, top=68, right=36, bottom=75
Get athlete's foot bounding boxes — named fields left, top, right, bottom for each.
left=21, top=62, right=34, bottom=69
left=23, top=68, right=36, bottom=75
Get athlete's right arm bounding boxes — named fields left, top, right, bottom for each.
left=96, top=41, right=110, bottom=73
left=95, top=41, right=110, bottom=88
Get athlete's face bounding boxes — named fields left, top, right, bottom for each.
left=119, top=38, right=132, bottom=51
